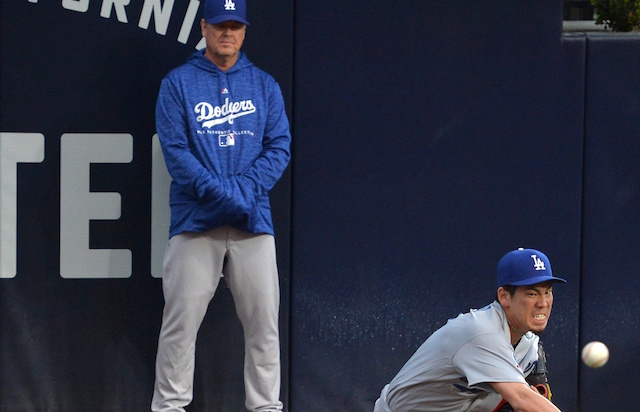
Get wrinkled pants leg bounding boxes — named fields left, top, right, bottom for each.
left=151, top=230, right=225, bottom=412
left=224, top=227, right=283, bottom=412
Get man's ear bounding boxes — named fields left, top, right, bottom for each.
left=200, top=19, right=207, bottom=36
left=497, top=287, right=510, bottom=307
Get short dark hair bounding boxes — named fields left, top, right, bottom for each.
left=495, top=284, right=517, bottom=301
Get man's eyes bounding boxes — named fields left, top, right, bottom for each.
left=526, top=290, right=553, bottom=297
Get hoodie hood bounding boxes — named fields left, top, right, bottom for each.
left=187, top=50, right=253, bottom=74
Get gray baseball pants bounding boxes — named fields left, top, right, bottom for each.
left=152, top=226, right=282, bottom=412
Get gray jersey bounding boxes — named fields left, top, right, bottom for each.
left=380, top=301, right=539, bottom=412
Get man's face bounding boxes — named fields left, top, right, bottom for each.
left=201, top=20, right=246, bottom=64
left=501, top=282, right=554, bottom=335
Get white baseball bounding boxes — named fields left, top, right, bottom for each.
left=581, top=341, right=609, bottom=368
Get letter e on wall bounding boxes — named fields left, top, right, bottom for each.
left=60, top=133, right=133, bottom=278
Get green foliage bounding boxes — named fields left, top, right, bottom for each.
left=590, top=0, right=640, bottom=31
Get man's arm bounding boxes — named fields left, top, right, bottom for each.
left=490, top=382, right=560, bottom=412
left=156, top=77, right=222, bottom=200
left=240, top=81, right=291, bottom=195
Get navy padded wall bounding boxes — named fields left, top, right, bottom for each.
left=580, top=33, right=640, bottom=412
left=291, top=1, right=581, bottom=410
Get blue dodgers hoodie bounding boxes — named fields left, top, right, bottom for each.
left=156, top=50, right=291, bottom=238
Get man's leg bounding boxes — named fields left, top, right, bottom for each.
left=224, top=227, right=283, bottom=412
left=152, top=230, right=226, bottom=412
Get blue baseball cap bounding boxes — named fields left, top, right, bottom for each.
left=204, top=0, right=250, bottom=25
left=497, top=248, right=567, bottom=287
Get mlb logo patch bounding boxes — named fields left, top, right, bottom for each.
left=219, top=133, right=235, bottom=147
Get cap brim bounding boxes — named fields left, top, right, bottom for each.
left=205, top=15, right=250, bottom=25
left=509, top=276, right=568, bottom=286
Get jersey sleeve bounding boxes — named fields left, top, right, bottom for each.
left=452, top=332, right=527, bottom=392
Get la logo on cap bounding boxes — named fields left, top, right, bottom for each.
left=531, top=254, right=546, bottom=271
left=224, top=0, right=236, bottom=11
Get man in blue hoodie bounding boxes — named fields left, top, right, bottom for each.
left=151, top=0, right=291, bottom=410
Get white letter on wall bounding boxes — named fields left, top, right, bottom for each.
left=0, top=133, right=45, bottom=278
left=139, top=0, right=176, bottom=36
left=150, top=134, right=171, bottom=278
left=62, top=0, right=90, bottom=13
left=177, top=0, right=200, bottom=44
left=100, top=0, right=131, bottom=23
left=60, top=133, right=132, bottom=278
